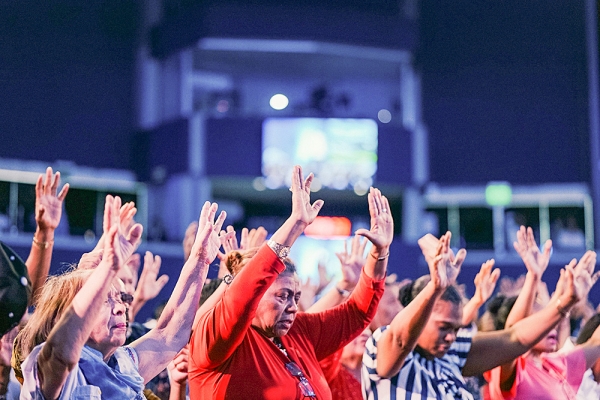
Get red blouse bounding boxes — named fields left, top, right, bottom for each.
left=188, top=244, right=384, bottom=400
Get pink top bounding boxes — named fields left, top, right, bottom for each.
left=485, top=348, right=586, bottom=400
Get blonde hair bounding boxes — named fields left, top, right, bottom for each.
left=12, top=267, right=92, bottom=381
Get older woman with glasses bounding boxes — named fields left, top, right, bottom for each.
left=13, top=195, right=228, bottom=400
left=188, top=165, right=394, bottom=399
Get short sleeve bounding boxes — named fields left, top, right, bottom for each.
left=20, top=344, right=101, bottom=400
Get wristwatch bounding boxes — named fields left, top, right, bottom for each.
left=267, top=239, right=291, bottom=260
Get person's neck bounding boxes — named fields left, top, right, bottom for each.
left=85, top=342, right=116, bottom=362
left=527, top=349, right=544, bottom=366
left=415, top=345, right=435, bottom=360
left=341, top=354, right=362, bottom=371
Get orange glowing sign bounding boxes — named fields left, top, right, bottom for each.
left=303, top=216, right=352, bottom=238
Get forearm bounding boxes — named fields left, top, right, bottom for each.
left=377, top=282, right=442, bottom=377
left=464, top=294, right=577, bottom=376
left=269, top=216, right=307, bottom=247
left=363, top=245, right=389, bottom=281
left=42, top=261, right=117, bottom=368
left=307, top=286, right=347, bottom=313
left=462, top=296, right=484, bottom=326
left=154, top=258, right=209, bottom=350
left=510, top=298, right=567, bottom=350
left=169, top=382, right=187, bottom=400
left=309, top=270, right=384, bottom=360
left=505, top=272, right=539, bottom=329
left=25, top=227, right=55, bottom=302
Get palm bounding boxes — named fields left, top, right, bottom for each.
left=355, top=187, right=394, bottom=252
left=35, top=167, right=69, bottom=231
left=427, top=232, right=465, bottom=288
left=513, top=226, right=550, bottom=276
left=368, top=213, right=394, bottom=249
left=436, top=254, right=458, bottom=287
left=292, top=188, right=320, bottom=224
left=36, top=195, right=63, bottom=230
left=199, top=229, right=222, bottom=262
left=336, top=235, right=367, bottom=288
left=136, top=253, right=168, bottom=301
left=474, top=260, right=499, bottom=302
left=290, top=166, right=323, bottom=225
left=116, top=232, right=138, bottom=265
left=190, top=201, right=228, bottom=265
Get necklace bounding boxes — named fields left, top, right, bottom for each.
left=273, top=337, right=288, bottom=357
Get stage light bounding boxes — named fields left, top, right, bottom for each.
left=270, top=94, right=289, bottom=110
left=378, top=109, right=392, bottom=123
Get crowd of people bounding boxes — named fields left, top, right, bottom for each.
left=1, top=165, right=600, bottom=399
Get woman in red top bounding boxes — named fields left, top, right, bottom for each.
left=188, top=165, right=393, bottom=399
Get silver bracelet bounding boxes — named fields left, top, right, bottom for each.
left=267, top=239, right=291, bottom=260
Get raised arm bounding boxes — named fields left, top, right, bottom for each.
left=131, top=201, right=227, bottom=383
left=375, top=231, right=467, bottom=378
left=462, top=259, right=500, bottom=326
left=26, top=167, right=69, bottom=303
left=129, top=251, right=170, bottom=322
left=462, top=252, right=598, bottom=377
left=297, top=186, right=392, bottom=360
left=38, top=195, right=127, bottom=400
left=504, top=226, right=552, bottom=329
left=190, top=165, right=323, bottom=368
left=306, top=234, right=367, bottom=313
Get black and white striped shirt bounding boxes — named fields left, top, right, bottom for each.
left=362, top=325, right=474, bottom=400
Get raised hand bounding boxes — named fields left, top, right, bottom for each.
left=102, top=195, right=143, bottom=264
left=167, top=346, right=189, bottom=386
left=217, top=225, right=238, bottom=260
left=217, top=226, right=268, bottom=261
left=35, top=167, right=69, bottom=231
left=298, top=277, right=319, bottom=311
left=189, top=201, right=230, bottom=264
left=246, top=227, right=268, bottom=248
left=335, top=234, right=368, bottom=291
left=134, top=251, right=169, bottom=302
left=355, top=187, right=394, bottom=251
left=423, top=232, right=466, bottom=289
left=102, top=196, right=124, bottom=272
left=290, top=165, right=324, bottom=225
left=473, top=259, right=500, bottom=304
left=513, top=226, right=552, bottom=278
left=572, top=250, right=599, bottom=301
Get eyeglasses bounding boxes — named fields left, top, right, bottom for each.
left=285, top=361, right=316, bottom=398
left=120, top=292, right=134, bottom=306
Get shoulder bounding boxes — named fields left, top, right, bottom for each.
left=117, top=346, right=140, bottom=369
left=363, top=326, right=417, bottom=380
left=445, top=327, right=473, bottom=369
left=20, top=343, right=97, bottom=400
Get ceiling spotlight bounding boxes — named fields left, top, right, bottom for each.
left=378, top=109, right=392, bottom=123
left=270, top=94, right=289, bottom=110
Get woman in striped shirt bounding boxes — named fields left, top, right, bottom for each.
left=362, top=231, right=594, bottom=400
